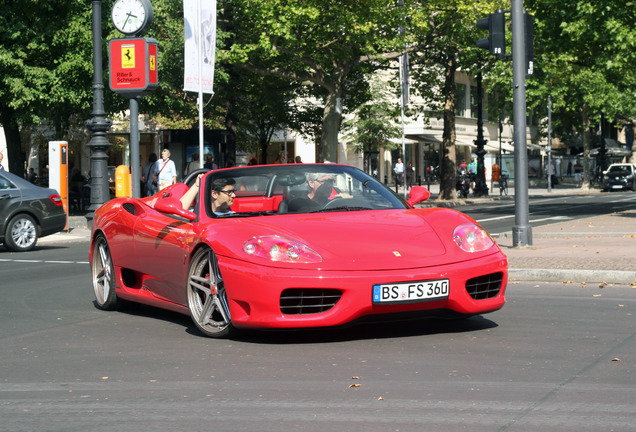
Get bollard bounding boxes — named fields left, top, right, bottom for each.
left=115, top=165, right=131, bottom=198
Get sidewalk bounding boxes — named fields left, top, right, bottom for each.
left=43, top=184, right=636, bottom=285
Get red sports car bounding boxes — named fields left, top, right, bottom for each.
left=90, top=164, right=507, bottom=338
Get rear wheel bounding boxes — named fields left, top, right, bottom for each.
left=4, top=214, right=38, bottom=252
left=186, top=247, right=234, bottom=338
left=91, top=234, right=119, bottom=310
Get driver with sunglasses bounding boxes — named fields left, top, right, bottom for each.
left=306, top=173, right=339, bottom=205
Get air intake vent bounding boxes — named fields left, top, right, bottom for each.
left=466, top=272, right=503, bottom=300
left=123, top=203, right=135, bottom=215
left=280, top=289, right=342, bottom=315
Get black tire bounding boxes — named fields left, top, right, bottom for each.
left=4, top=214, right=38, bottom=252
left=91, top=234, right=120, bottom=310
left=186, top=247, right=234, bottom=338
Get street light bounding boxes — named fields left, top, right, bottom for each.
left=85, top=0, right=113, bottom=227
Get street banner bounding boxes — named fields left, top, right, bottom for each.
left=183, top=0, right=216, bottom=94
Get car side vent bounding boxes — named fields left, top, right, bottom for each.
left=123, top=203, right=135, bottom=215
left=280, top=289, right=342, bottom=315
left=465, top=272, right=503, bottom=300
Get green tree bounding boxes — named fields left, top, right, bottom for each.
left=223, top=0, right=407, bottom=163
left=0, top=0, right=94, bottom=174
left=408, top=0, right=507, bottom=199
left=524, top=0, right=636, bottom=188
left=341, top=77, right=401, bottom=173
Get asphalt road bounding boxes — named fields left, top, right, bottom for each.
left=1, top=241, right=635, bottom=431
left=459, top=191, right=636, bottom=236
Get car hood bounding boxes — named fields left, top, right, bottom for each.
left=210, top=208, right=494, bottom=271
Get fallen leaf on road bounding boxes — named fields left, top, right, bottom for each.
left=593, top=294, right=602, bottom=297
left=349, top=384, right=361, bottom=388
left=612, top=358, right=621, bottom=362
left=351, top=376, right=359, bottom=380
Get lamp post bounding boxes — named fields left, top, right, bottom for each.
left=85, top=0, right=112, bottom=227
left=473, top=72, right=488, bottom=197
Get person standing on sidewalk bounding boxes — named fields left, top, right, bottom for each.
left=394, top=158, right=404, bottom=188
left=156, top=149, right=177, bottom=191
left=574, top=159, right=583, bottom=187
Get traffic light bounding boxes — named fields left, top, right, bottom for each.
left=476, top=10, right=505, bottom=57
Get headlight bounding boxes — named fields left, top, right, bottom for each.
left=453, top=223, right=494, bottom=253
left=243, top=235, right=323, bottom=263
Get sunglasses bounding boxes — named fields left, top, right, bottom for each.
left=313, top=178, right=334, bottom=184
left=218, top=189, right=236, bottom=196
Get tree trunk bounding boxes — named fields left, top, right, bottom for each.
left=318, top=87, right=345, bottom=163
left=438, top=56, right=458, bottom=200
left=581, top=105, right=592, bottom=190
left=0, top=106, right=23, bottom=176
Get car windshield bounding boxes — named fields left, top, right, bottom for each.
left=607, top=165, right=632, bottom=175
left=204, top=164, right=408, bottom=217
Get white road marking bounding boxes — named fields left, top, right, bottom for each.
left=0, top=258, right=87, bottom=265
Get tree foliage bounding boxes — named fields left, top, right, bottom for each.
left=524, top=0, right=636, bottom=187
left=222, top=0, right=407, bottom=162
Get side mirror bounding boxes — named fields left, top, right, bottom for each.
left=154, top=195, right=197, bottom=221
left=406, top=186, right=431, bottom=206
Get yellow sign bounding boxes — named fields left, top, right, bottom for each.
left=121, top=45, right=135, bottom=69
left=149, top=55, right=156, bottom=71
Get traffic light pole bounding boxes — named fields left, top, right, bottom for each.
left=511, top=0, right=532, bottom=246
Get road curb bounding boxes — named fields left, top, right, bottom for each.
left=509, top=268, right=636, bottom=285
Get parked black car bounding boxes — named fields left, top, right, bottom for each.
left=603, top=163, right=636, bottom=192
left=0, top=170, right=67, bottom=251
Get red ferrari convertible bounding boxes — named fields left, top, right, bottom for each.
left=90, top=164, right=507, bottom=338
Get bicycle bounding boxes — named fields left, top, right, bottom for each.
left=499, top=173, right=508, bottom=196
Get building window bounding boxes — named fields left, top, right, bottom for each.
left=470, top=86, right=478, bottom=119
left=455, top=84, right=466, bottom=117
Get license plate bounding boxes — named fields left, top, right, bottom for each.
left=373, top=279, right=449, bottom=304
left=612, top=185, right=622, bottom=189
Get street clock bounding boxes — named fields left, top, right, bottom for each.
left=111, top=0, right=154, bottom=36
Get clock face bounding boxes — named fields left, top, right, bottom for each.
left=112, top=0, right=153, bottom=35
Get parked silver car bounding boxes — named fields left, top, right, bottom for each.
left=0, top=170, right=67, bottom=251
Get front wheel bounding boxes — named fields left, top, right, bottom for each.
left=4, top=214, right=38, bottom=252
left=186, top=248, right=234, bottom=338
left=91, top=234, right=120, bottom=310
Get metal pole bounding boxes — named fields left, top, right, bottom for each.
left=399, top=54, right=407, bottom=198
left=85, top=0, right=112, bottom=227
left=473, top=72, right=488, bottom=196
left=130, top=98, right=140, bottom=197
left=198, top=0, right=204, bottom=166
left=511, top=0, right=532, bottom=246
left=547, top=95, right=552, bottom=192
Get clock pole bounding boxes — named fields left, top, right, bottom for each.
left=85, top=0, right=113, bottom=227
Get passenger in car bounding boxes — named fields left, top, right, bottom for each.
left=180, top=175, right=236, bottom=216
left=209, top=177, right=237, bottom=216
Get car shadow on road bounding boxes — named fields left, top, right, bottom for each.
left=238, top=315, right=499, bottom=345
left=111, top=302, right=498, bottom=344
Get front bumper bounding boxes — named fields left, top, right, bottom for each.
left=218, top=253, right=508, bottom=329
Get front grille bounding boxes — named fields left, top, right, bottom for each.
left=280, top=289, right=342, bottom=315
left=466, top=272, right=503, bottom=300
